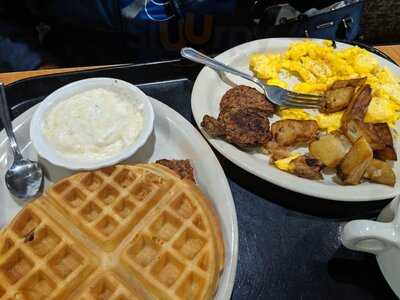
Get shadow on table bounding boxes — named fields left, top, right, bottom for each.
left=328, top=246, right=397, bottom=300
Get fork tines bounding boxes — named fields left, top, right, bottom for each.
left=284, top=91, right=321, bottom=108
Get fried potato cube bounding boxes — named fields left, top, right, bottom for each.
left=363, top=159, right=396, bottom=186
left=342, top=119, right=385, bottom=150
left=309, top=134, right=348, bottom=168
left=375, top=147, right=397, bottom=161
left=320, top=86, right=354, bottom=113
left=320, top=78, right=367, bottom=113
left=262, top=141, right=290, bottom=162
left=330, top=77, right=367, bottom=89
left=292, top=155, right=324, bottom=180
left=337, top=137, right=373, bottom=185
left=341, top=84, right=372, bottom=124
left=373, top=123, right=397, bottom=161
left=271, top=119, right=319, bottom=147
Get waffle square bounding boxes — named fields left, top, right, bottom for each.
left=0, top=164, right=224, bottom=300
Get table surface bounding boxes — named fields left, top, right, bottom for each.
left=1, top=43, right=400, bottom=300
left=0, top=45, right=399, bottom=84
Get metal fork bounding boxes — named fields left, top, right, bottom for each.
left=181, top=47, right=321, bottom=109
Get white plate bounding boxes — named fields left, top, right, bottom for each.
left=191, top=37, right=400, bottom=201
left=0, top=97, right=238, bottom=300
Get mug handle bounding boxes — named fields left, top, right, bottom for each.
left=342, top=220, right=398, bottom=255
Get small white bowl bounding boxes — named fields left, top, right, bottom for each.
left=30, top=78, right=154, bottom=170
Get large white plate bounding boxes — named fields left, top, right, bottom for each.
left=0, top=97, right=238, bottom=299
left=191, top=37, right=400, bottom=201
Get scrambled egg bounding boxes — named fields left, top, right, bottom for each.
left=250, top=40, right=400, bottom=130
left=274, top=154, right=301, bottom=172
left=277, top=107, right=343, bottom=132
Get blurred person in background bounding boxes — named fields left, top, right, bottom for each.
left=0, top=0, right=391, bottom=72
left=0, top=0, right=239, bottom=71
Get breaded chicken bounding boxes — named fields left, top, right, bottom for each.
left=219, top=85, right=275, bottom=116
left=271, top=119, right=319, bottom=147
left=156, top=159, right=195, bottom=182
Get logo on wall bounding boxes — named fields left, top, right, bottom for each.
left=145, top=0, right=175, bottom=21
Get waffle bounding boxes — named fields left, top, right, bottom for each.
left=0, top=164, right=224, bottom=300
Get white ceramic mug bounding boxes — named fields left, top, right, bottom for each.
left=342, top=195, right=400, bottom=254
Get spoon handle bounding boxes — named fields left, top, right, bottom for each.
left=0, top=84, right=22, bottom=160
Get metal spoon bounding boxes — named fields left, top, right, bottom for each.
left=0, top=84, right=44, bottom=200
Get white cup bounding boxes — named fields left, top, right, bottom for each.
left=342, top=195, right=400, bottom=254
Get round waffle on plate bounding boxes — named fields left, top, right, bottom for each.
left=0, top=164, right=224, bottom=300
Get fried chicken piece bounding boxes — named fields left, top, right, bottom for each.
left=219, top=85, right=275, bottom=116
left=201, top=115, right=225, bottom=137
left=271, top=119, right=319, bottom=147
left=292, top=155, right=324, bottom=180
left=156, top=159, right=195, bottom=182
left=341, top=84, right=372, bottom=124
left=218, top=107, right=272, bottom=148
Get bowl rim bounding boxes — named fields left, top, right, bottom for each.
left=30, top=77, right=155, bottom=171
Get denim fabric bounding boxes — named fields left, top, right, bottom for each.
left=27, top=0, right=123, bottom=31
left=0, top=37, right=41, bottom=71
left=0, top=20, right=42, bottom=72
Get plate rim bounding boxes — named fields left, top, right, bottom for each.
left=191, top=37, right=400, bottom=202
left=0, top=97, right=239, bottom=300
